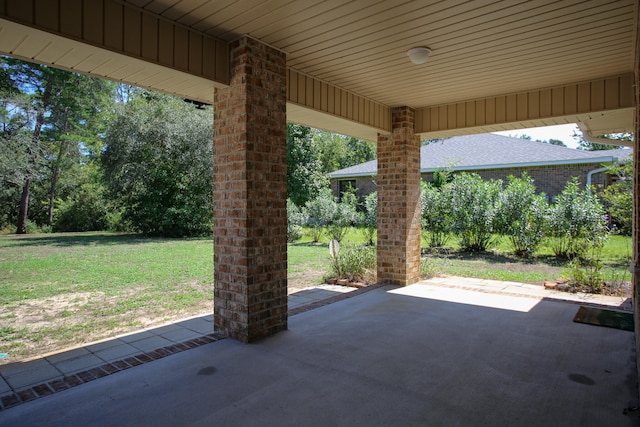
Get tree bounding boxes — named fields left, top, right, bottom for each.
left=286, top=124, right=327, bottom=206
left=316, top=130, right=376, bottom=173
left=0, top=76, right=32, bottom=229
left=287, top=126, right=376, bottom=206
left=1, top=57, right=115, bottom=232
left=6, top=60, right=56, bottom=233
left=345, top=136, right=376, bottom=167
left=545, top=138, right=567, bottom=147
left=573, top=131, right=631, bottom=151
left=600, top=159, right=632, bottom=235
left=42, top=73, right=114, bottom=226
left=102, top=91, right=213, bottom=237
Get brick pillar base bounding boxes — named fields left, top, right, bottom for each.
left=376, top=106, right=421, bottom=286
left=213, top=36, right=287, bottom=342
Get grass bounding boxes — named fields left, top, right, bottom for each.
left=420, top=232, right=631, bottom=285
left=0, top=231, right=334, bottom=361
left=0, top=229, right=632, bottom=362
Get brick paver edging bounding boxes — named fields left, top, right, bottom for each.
left=288, top=283, right=388, bottom=316
left=0, top=333, right=226, bottom=412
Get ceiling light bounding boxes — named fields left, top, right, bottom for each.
left=407, top=47, right=432, bottom=65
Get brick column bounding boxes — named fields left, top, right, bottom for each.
left=631, top=6, right=640, bottom=399
left=377, top=106, right=421, bottom=286
left=213, top=36, right=287, bottom=342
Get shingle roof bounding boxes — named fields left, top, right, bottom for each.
left=328, top=134, right=632, bottom=178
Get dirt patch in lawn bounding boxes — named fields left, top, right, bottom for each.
left=0, top=283, right=214, bottom=363
left=0, top=272, right=329, bottom=363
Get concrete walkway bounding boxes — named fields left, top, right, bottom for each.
left=0, top=284, right=357, bottom=408
left=0, top=278, right=637, bottom=426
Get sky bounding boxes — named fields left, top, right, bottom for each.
left=492, top=123, right=582, bottom=148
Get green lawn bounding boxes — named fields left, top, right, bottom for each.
left=0, top=230, right=632, bottom=362
left=0, top=232, right=333, bottom=361
left=420, top=233, right=632, bottom=285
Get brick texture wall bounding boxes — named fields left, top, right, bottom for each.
left=443, top=164, right=609, bottom=200
left=376, top=106, right=421, bottom=286
left=213, top=36, right=287, bottom=342
left=331, top=177, right=377, bottom=200
left=334, top=164, right=610, bottom=202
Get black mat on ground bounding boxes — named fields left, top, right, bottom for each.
left=573, top=306, right=634, bottom=331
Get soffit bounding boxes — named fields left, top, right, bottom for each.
left=127, top=0, right=637, bottom=109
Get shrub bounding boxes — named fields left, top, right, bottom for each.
left=23, top=219, right=43, bottom=234
left=547, top=178, right=608, bottom=259
left=600, top=159, right=632, bottom=235
left=287, top=199, right=307, bottom=242
left=304, top=187, right=335, bottom=242
left=325, top=189, right=358, bottom=243
left=359, top=191, right=377, bottom=246
left=495, top=174, right=548, bottom=257
left=328, top=240, right=376, bottom=282
left=54, top=183, right=111, bottom=232
left=448, top=173, right=502, bottom=252
left=420, top=181, right=453, bottom=248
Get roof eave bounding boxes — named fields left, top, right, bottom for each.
left=328, top=157, right=619, bottom=179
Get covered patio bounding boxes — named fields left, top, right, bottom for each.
left=0, top=0, right=639, bottom=421
left=0, top=282, right=637, bottom=426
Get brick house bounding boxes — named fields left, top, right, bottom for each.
left=329, top=133, right=632, bottom=202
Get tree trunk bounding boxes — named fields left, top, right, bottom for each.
left=47, top=141, right=66, bottom=227
left=16, top=175, right=31, bottom=234
left=15, top=77, right=53, bottom=234
left=47, top=165, right=60, bottom=227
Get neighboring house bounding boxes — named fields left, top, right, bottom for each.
left=328, top=134, right=632, bottom=201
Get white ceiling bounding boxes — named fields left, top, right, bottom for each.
left=0, top=0, right=637, bottom=139
left=126, top=0, right=637, bottom=109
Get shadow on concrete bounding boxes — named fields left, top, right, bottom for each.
left=0, top=283, right=637, bottom=426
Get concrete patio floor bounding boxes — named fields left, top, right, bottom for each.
left=0, top=279, right=637, bottom=426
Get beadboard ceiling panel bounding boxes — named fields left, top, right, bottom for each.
left=0, top=0, right=637, bottom=138
left=129, top=0, right=637, bottom=109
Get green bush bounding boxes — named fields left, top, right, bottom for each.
left=495, top=174, right=548, bottom=257
left=420, top=181, right=453, bottom=248
left=304, top=187, right=335, bottom=242
left=23, top=219, right=46, bottom=234
left=600, top=159, right=632, bottom=235
left=449, top=173, right=502, bottom=252
left=101, top=93, right=213, bottom=237
left=326, top=189, right=358, bottom=243
left=328, top=240, right=376, bottom=282
left=287, top=199, right=307, bottom=242
left=54, top=183, right=111, bottom=232
left=359, top=191, right=377, bottom=246
left=547, top=178, right=608, bottom=259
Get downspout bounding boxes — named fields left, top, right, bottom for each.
left=586, top=166, right=608, bottom=193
